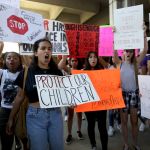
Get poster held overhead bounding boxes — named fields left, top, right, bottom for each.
left=0, top=3, right=45, bottom=44
left=114, top=5, right=144, bottom=50
left=1, top=0, right=20, bottom=8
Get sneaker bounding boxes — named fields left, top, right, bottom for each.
left=116, top=124, right=122, bottom=132
left=65, top=134, right=72, bottom=145
left=133, top=145, right=141, bottom=150
left=108, top=126, right=114, bottom=137
left=92, top=146, right=97, bottom=150
left=139, top=122, right=145, bottom=132
left=77, top=131, right=84, bottom=140
left=64, top=115, right=68, bottom=121
left=82, top=115, right=85, bottom=120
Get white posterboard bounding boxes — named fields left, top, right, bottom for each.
left=0, top=3, right=45, bottom=44
left=35, top=74, right=100, bottom=108
left=138, top=75, right=150, bottom=119
left=44, top=20, right=69, bottom=55
left=114, top=5, right=144, bottom=50
left=19, top=20, right=69, bottom=55
left=1, top=0, right=20, bottom=8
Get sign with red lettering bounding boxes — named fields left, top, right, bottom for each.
left=44, top=20, right=69, bottom=55
left=7, top=15, right=28, bottom=35
left=65, top=24, right=99, bottom=58
left=0, top=3, right=45, bottom=44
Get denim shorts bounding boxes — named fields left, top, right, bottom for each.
left=122, top=90, right=140, bottom=113
left=26, top=105, right=64, bottom=150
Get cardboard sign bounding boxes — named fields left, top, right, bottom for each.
left=44, top=20, right=69, bottom=55
left=0, top=3, right=45, bottom=44
left=35, top=74, right=100, bottom=108
left=138, top=75, right=150, bottom=119
left=114, top=5, right=144, bottom=50
left=1, top=0, right=20, bottom=8
left=72, top=69, right=125, bottom=112
left=65, top=24, right=99, bottom=58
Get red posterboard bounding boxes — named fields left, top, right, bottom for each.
left=72, top=69, right=125, bottom=112
left=65, top=24, right=99, bottom=58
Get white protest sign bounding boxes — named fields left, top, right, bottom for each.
left=138, top=75, right=150, bottom=119
left=35, top=74, right=100, bottom=108
left=0, top=3, right=45, bottom=44
left=114, top=5, right=144, bottom=50
left=19, top=43, right=33, bottom=55
left=44, top=20, right=69, bottom=55
left=1, top=0, right=20, bottom=8
left=19, top=20, right=69, bottom=55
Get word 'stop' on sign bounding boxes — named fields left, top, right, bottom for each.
left=7, top=15, right=28, bottom=35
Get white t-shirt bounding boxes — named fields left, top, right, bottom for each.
left=0, top=69, right=20, bottom=109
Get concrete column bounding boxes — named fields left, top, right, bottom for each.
left=109, top=0, right=117, bottom=25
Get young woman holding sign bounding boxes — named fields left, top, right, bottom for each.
left=84, top=51, right=108, bottom=150
left=113, top=26, right=148, bottom=150
left=6, top=38, right=64, bottom=150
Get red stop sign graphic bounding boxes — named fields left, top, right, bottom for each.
left=7, top=15, right=28, bottom=35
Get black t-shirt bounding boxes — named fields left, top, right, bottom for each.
left=15, top=66, right=63, bottom=103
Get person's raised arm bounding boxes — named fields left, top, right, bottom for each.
left=112, top=27, right=121, bottom=65
left=6, top=87, right=25, bottom=135
left=58, top=55, right=67, bottom=70
left=137, top=25, right=148, bottom=65
left=0, top=41, right=4, bottom=55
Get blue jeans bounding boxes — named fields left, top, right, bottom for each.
left=26, top=106, right=64, bottom=150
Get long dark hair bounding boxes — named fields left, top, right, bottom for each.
left=84, top=51, right=103, bottom=70
left=3, top=52, right=23, bottom=71
left=30, top=38, right=59, bottom=72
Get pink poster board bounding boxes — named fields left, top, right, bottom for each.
left=98, top=26, right=113, bottom=56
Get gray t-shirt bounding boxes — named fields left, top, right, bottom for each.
left=120, top=62, right=137, bottom=92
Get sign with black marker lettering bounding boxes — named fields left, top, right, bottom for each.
left=19, top=20, right=69, bottom=55
left=44, top=20, right=69, bottom=55
left=35, top=74, right=100, bottom=108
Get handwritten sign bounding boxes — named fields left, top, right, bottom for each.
left=1, top=0, right=20, bottom=8
left=19, top=20, right=69, bottom=55
left=0, top=3, right=45, bottom=44
left=65, top=24, right=99, bottom=58
left=35, top=74, right=100, bottom=108
left=44, top=20, right=69, bottom=55
left=114, top=5, right=144, bottom=50
left=138, top=75, right=150, bottom=119
left=72, top=69, right=125, bottom=112
left=19, top=43, right=33, bottom=55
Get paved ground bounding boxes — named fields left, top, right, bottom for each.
left=63, top=111, right=150, bottom=150
left=1, top=109, right=150, bottom=150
